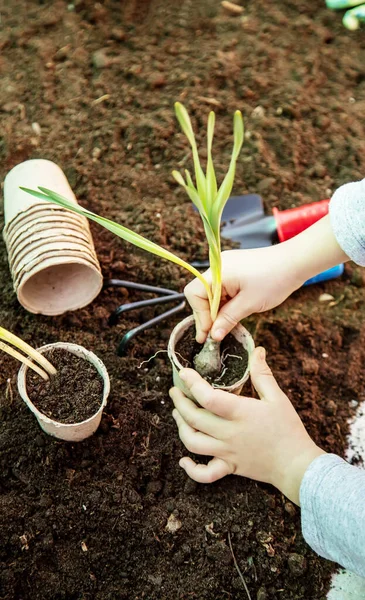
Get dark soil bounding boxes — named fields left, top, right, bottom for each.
left=27, top=349, right=103, bottom=424
left=0, top=1, right=365, bottom=600
left=176, top=326, right=249, bottom=387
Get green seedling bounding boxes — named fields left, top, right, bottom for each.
left=0, top=327, right=56, bottom=380
left=21, top=102, right=244, bottom=378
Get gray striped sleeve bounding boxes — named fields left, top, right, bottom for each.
left=329, top=178, right=365, bottom=266
left=300, top=453, right=365, bottom=577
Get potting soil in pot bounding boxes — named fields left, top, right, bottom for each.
left=26, top=349, right=103, bottom=424
left=176, top=326, right=249, bottom=386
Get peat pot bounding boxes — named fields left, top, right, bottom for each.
left=17, top=342, right=110, bottom=442
left=168, top=315, right=254, bottom=401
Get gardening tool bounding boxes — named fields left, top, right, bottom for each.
left=105, top=279, right=185, bottom=355
left=193, top=193, right=330, bottom=260
left=191, top=194, right=344, bottom=286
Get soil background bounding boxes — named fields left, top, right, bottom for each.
left=1, top=1, right=365, bottom=599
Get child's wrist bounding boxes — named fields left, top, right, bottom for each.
left=274, top=444, right=326, bottom=506
left=274, top=239, right=310, bottom=291
left=282, top=215, right=349, bottom=287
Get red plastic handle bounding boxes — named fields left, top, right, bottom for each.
left=273, top=199, right=330, bottom=242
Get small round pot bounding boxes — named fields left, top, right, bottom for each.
left=17, top=342, right=110, bottom=442
left=168, top=315, right=255, bottom=400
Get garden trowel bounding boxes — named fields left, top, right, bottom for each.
left=192, top=194, right=330, bottom=266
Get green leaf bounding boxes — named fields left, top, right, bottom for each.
left=172, top=170, right=186, bottom=187
left=206, top=111, right=217, bottom=210
left=175, top=102, right=207, bottom=208
left=181, top=171, right=220, bottom=258
left=232, top=110, right=244, bottom=161
left=0, top=341, right=49, bottom=380
left=210, top=110, right=244, bottom=234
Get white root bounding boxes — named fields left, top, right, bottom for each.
left=137, top=349, right=168, bottom=369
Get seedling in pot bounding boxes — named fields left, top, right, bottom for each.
left=21, top=103, right=244, bottom=380
left=172, top=103, right=244, bottom=377
left=0, top=326, right=56, bottom=380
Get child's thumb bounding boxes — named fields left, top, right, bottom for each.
left=250, top=347, right=283, bottom=401
left=211, top=296, right=253, bottom=341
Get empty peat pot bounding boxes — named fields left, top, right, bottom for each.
left=3, top=159, right=103, bottom=315
left=168, top=315, right=255, bottom=400
left=17, top=342, right=110, bottom=442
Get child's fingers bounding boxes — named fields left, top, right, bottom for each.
left=169, top=387, right=226, bottom=438
left=179, top=368, right=241, bottom=419
left=184, top=276, right=212, bottom=343
left=193, top=310, right=212, bottom=344
left=250, top=347, right=283, bottom=401
left=179, top=456, right=232, bottom=483
left=211, top=293, right=252, bottom=341
left=172, top=409, right=224, bottom=456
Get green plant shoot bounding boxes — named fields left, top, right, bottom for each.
left=172, top=102, right=244, bottom=320
left=21, top=103, right=244, bottom=326
left=0, top=327, right=56, bottom=380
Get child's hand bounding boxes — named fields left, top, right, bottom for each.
left=169, top=347, right=325, bottom=505
left=185, top=245, right=302, bottom=343
left=185, top=215, right=349, bottom=343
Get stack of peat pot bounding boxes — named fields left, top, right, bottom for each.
left=3, top=159, right=103, bottom=315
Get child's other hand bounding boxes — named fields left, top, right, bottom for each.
left=169, top=347, right=325, bottom=505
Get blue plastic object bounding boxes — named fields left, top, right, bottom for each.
left=303, top=264, right=344, bottom=286
left=326, top=0, right=363, bottom=8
